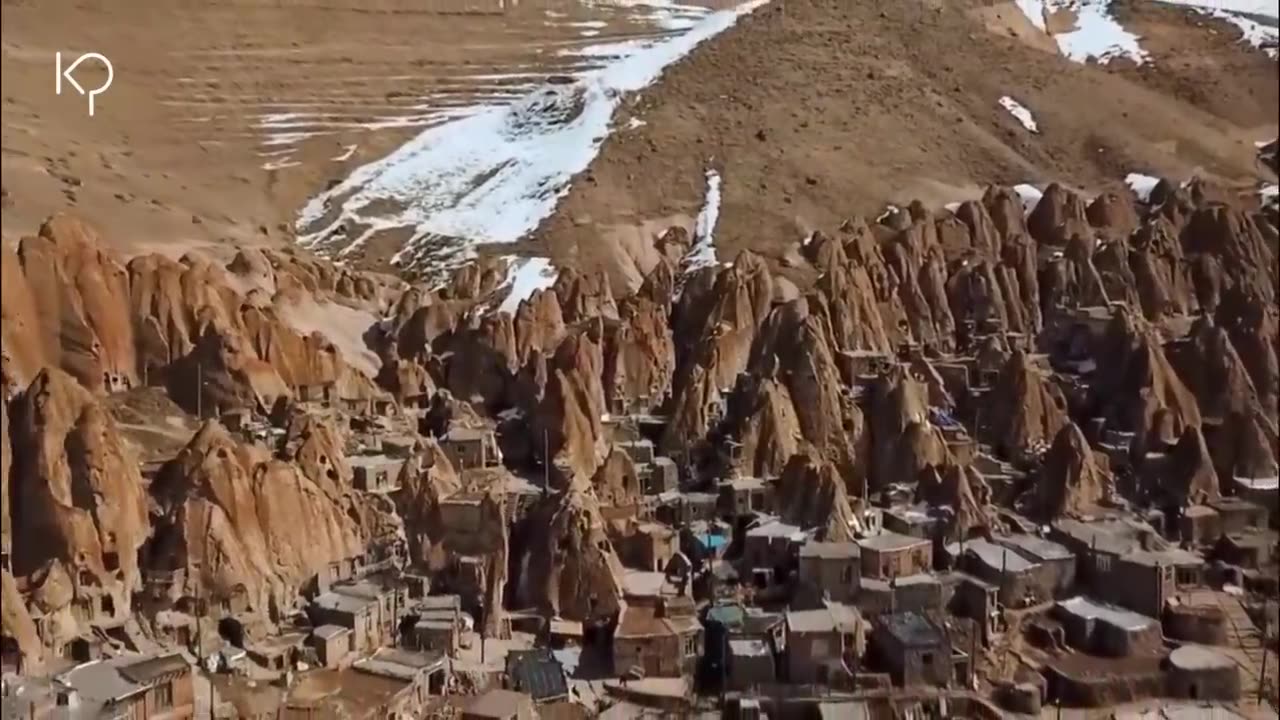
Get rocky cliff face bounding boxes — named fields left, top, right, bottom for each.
left=4, top=176, right=1277, bottom=670
left=774, top=454, right=858, bottom=542
left=4, top=215, right=386, bottom=415
left=145, top=418, right=391, bottom=621
left=719, top=299, right=867, bottom=482
left=1034, top=422, right=1111, bottom=520
left=514, top=487, right=625, bottom=623
left=6, top=369, right=150, bottom=652
left=985, top=352, right=1068, bottom=459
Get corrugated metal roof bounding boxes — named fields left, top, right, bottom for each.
left=505, top=649, right=568, bottom=703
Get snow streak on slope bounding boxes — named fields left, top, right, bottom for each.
left=1015, top=0, right=1149, bottom=64
left=1153, top=0, right=1279, bottom=56
left=682, top=169, right=723, bottom=273
left=297, top=0, right=770, bottom=279
left=499, top=257, right=561, bottom=314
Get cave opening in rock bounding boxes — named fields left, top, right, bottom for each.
left=218, top=617, right=245, bottom=648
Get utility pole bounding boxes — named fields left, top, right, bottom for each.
left=970, top=620, right=978, bottom=689
left=1260, top=609, right=1269, bottom=705
left=1001, top=549, right=1008, bottom=607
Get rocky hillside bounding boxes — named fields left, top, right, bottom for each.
left=2, top=169, right=1277, bottom=667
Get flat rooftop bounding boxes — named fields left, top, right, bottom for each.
left=877, top=611, right=944, bottom=648
left=963, top=538, right=1038, bottom=573
left=996, top=533, right=1073, bottom=561
left=857, top=530, right=930, bottom=552
left=728, top=638, right=770, bottom=657
left=786, top=603, right=859, bottom=634
left=1056, top=596, right=1155, bottom=632
left=800, top=541, right=859, bottom=560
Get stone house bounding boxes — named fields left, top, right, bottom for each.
left=349, top=454, right=405, bottom=493
left=1052, top=517, right=1200, bottom=617
left=1214, top=532, right=1274, bottom=569
left=798, top=541, right=860, bottom=603
left=857, top=574, right=944, bottom=616
left=744, top=519, right=813, bottom=579
left=1165, top=644, right=1242, bottom=702
left=1179, top=505, right=1222, bottom=545
left=645, top=456, right=679, bottom=494
left=52, top=652, right=195, bottom=719
left=871, top=612, right=954, bottom=688
left=703, top=604, right=785, bottom=692
left=310, top=625, right=352, bottom=668
left=956, top=538, right=1046, bottom=608
left=441, top=427, right=498, bottom=469
left=727, top=638, right=776, bottom=691
left=1209, top=497, right=1269, bottom=534
left=309, top=580, right=409, bottom=656
left=618, top=522, right=678, bottom=573
left=653, top=491, right=718, bottom=526
left=1053, top=596, right=1160, bottom=657
left=283, top=649, right=448, bottom=719
left=613, top=598, right=702, bottom=678
left=882, top=504, right=943, bottom=539
left=943, top=572, right=1001, bottom=643
left=718, top=477, right=770, bottom=520
left=993, top=534, right=1076, bottom=598
left=784, top=603, right=863, bottom=686
left=296, top=382, right=335, bottom=404
left=403, top=595, right=463, bottom=656
left=616, top=439, right=656, bottom=465
left=857, top=532, right=932, bottom=581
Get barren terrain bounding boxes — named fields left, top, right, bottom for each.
left=531, top=0, right=1279, bottom=288
left=1, top=0, right=731, bottom=256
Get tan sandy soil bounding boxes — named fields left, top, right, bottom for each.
left=0, top=0, right=715, bottom=255
left=529, top=0, right=1279, bottom=289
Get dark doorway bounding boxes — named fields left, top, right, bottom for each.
left=218, top=617, right=245, bottom=648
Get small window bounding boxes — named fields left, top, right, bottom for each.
left=922, top=653, right=934, bottom=666
left=154, top=682, right=174, bottom=709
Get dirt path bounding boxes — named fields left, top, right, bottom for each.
left=529, top=0, right=1279, bottom=290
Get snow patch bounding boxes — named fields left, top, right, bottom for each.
left=1014, top=184, right=1044, bottom=215
left=875, top=204, right=901, bottom=224
left=1125, top=173, right=1162, bottom=202
left=999, top=96, right=1040, bottom=133
left=1014, top=0, right=1149, bottom=65
left=331, top=144, right=358, bottom=162
left=298, top=0, right=770, bottom=277
left=682, top=169, right=722, bottom=273
left=498, top=257, right=560, bottom=315
left=263, top=158, right=301, bottom=171
left=1261, top=183, right=1278, bottom=208
left=1153, top=0, right=1279, bottom=56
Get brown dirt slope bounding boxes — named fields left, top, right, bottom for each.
left=533, top=0, right=1278, bottom=289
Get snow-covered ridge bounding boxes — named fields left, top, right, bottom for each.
left=1153, top=0, right=1279, bottom=56
left=1015, top=0, right=1149, bottom=65
left=297, top=0, right=771, bottom=280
